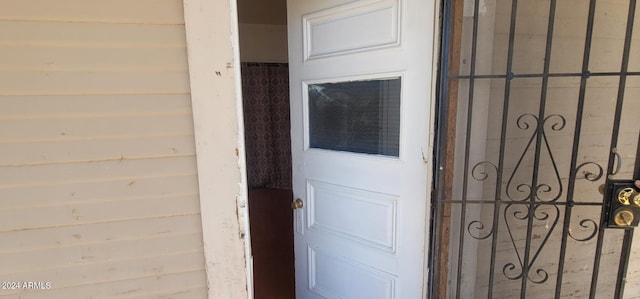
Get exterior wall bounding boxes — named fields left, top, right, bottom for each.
left=0, top=0, right=209, bottom=297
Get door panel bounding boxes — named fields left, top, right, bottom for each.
left=432, top=0, right=640, bottom=298
left=288, top=0, right=436, bottom=298
left=302, top=0, right=400, bottom=60
left=306, top=180, right=398, bottom=252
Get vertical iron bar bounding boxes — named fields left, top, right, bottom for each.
left=455, top=0, right=481, bottom=297
left=626, top=136, right=640, bottom=299
left=590, top=216, right=610, bottom=297
left=634, top=105, right=640, bottom=284
left=520, top=0, right=557, bottom=297
left=590, top=0, right=636, bottom=298
left=614, top=229, right=634, bottom=298
left=623, top=134, right=640, bottom=298
left=635, top=132, right=640, bottom=180
left=554, top=1, right=597, bottom=298
left=487, top=0, right=518, bottom=297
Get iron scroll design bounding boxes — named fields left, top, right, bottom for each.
left=503, top=203, right=559, bottom=284
left=465, top=113, right=604, bottom=284
left=505, top=114, right=565, bottom=203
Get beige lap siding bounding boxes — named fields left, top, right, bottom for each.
left=0, top=0, right=208, bottom=297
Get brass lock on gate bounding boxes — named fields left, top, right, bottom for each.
left=604, top=181, right=640, bottom=228
left=617, top=187, right=640, bottom=206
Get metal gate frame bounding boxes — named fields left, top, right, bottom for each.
left=429, top=0, right=640, bottom=298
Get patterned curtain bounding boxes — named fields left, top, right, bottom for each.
left=241, top=63, right=292, bottom=190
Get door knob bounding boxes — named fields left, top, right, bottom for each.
left=291, top=198, right=304, bottom=209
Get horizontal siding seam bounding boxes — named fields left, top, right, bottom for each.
left=0, top=91, right=192, bottom=96
left=0, top=239, right=204, bottom=262
left=0, top=42, right=187, bottom=49
left=4, top=208, right=204, bottom=234
left=0, top=68, right=189, bottom=72
left=0, top=133, right=195, bottom=145
left=0, top=111, right=193, bottom=121
left=0, top=242, right=204, bottom=263
left=0, top=214, right=203, bottom=252
left=117, top=286, right=208, bottom=299
left=0, top=212, right=202, bottom=234
left=0, top=18, right=185, bottom=26
left=0, top=172, right=198, bottom=190
left=0, top=91, right=191, bottom=97
left=0, top=153, right=197, bottom=169
left=2, top=191, right=200, bottom=211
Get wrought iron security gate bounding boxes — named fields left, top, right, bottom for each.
left=430, top=0, right=640, bottom=298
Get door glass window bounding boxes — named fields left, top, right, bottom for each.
left=307, top=78, right=401, bottom=156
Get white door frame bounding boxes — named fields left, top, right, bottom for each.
left=183, top=0, right=253, bottom=298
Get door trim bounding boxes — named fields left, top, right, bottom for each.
left=183, top=0, right=253, bottom=298
left=428, top=0, right=464, bottom=297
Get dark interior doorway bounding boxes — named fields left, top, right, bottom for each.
left=236, top=0, right=296, bottom=294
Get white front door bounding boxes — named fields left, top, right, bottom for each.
left=287, top=0, right=437, bottom=298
